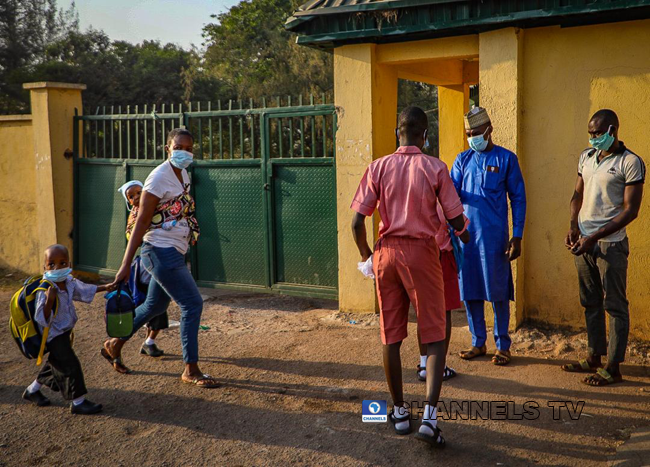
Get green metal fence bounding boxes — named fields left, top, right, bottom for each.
left=73, top=97, right=338, bottom=299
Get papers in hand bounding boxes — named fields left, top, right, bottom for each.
left=357, top=257, right=375, bottom=279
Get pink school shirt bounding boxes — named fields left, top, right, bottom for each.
left=351, top=146, right=464, bottom=239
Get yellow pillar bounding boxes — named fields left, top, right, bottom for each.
left=438, top=84, right=469, bottom=167
left=334, top=44, right=398, bottom=313
left=478, top=28, right=525, bottom=327
left=24, top=82, right=85, bottom=261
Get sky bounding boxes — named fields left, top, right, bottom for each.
left=59, top=0, right=241, bottom=49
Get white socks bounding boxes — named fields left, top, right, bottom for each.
left=420, top=404, right=438, bottom=436
left=419, top=356, right=428, bottom=378
left=394, top=405, right=410, bottom=431
left=27, top=380, right=42, bottom=394
left=145, top=337, right=155, bottom=345
left=72, top=396, right=85, bottom=406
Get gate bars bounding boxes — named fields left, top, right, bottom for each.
left=72, top=96, right=338, bottom=299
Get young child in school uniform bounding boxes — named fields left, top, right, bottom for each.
left=118, top=180, right=169, bottom=358
left=22, top=244, right=114, bottom=414
left=351, top=107, right=469, bottom=447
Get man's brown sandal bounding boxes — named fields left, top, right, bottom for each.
left=101, top=341, right=131, bottom=374
left=459, top=346, right=487, bottom=360
left=492, top=350, right=511, bottom=366
left=583, top=368, right=623, bottom=387
left=561, top=359, right=601, bottom=373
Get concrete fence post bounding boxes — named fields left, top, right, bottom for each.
left=23, top=82, right=86, bottom=263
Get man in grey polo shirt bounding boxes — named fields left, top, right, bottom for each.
left=563, top=109, right=644, bottom=386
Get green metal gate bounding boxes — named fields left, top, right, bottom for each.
left=73, top=100, right=338, bottom=299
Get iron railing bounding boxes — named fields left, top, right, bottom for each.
left=74, top=94, right=336, bottom=161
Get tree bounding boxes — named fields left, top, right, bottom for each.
left=0, top=1, right=225, bottom=113
left=398, top=80, right=439, bottom=155
left=0, top=0, right=78, bottom=112
left=202, top=0, right=332, bottom=103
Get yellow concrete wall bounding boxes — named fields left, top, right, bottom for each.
left=0, top=83, right=84, bottom=276
left=334, top=45, right=380, bottom=313
left=26, top=82, right=85, bottom=262
left=479, top=28, right=525, bottom=328
left=438, top=85, right=470, bottom=168
left=520, top=20, right=650, bottom=340
left=0, top=116, right=40, bottom=273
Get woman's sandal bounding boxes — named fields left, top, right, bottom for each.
left=459, top=346, right=487, bottom=360
left=415, top=422, right=446, bottom=449
left=443, top=366, right=457, bottom=381
left=561, top=359, right=601, bottom=373
left=416, top=365, right=426, bottom=382
left=492, top=350, right=511, bottom=366
left=101, top=341, right=131, bottom=374
left=582, top=368, right=623, bottom=387
left=181, top=374, right=220, bottom=389
left=389, top=408, right=412, bottom=435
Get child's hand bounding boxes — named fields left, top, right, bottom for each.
left=98, top=283, right=117, bottom=293
left=46, top=287, right=57, bottom=304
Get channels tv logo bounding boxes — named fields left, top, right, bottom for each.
left=362, top=400, right=387, bottom=422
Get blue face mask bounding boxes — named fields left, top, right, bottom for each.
left=468, top=128, right=489, bottom=153
left=170, top=149, right=194, bottom=169
left=44, top=267, right=72, bottom=283
left=589, top=128, right=615, bottom=152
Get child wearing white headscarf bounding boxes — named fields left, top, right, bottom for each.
left=117, top=180, right=169, bottom=358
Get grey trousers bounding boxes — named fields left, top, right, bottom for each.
left=574, top=238, right=629, bottom=363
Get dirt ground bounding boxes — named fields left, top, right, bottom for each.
left=1, top=276, right=649, bottom=467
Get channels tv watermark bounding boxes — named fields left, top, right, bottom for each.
left=362, top=400, right=388, bottom=422
left=362, top=400, right=586, bottom=422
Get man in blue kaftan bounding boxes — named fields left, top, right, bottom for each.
left=451, top=107, right=526, bottom=366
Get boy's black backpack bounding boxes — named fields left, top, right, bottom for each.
left=104, top=284, right=135, bottom=338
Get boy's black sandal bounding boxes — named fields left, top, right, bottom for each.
left=389, top=408, right=412, bottom=435
left=416, top=365, right=426, bottom=382
left=70, top=399, right=103, bottom=415
left=22, top=389, right=50, bottom=407
left=443, top=366, right=457, bottom=381
left=415, top=422, right=446, bottom=448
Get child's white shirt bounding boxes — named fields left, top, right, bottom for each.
left=34, top=277, right=97, bottom=342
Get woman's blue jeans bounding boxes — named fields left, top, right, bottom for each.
left=127, top=243, right=203, bottom=363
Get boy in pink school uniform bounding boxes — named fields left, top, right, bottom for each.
left=351, top=107, right=469, bottom=447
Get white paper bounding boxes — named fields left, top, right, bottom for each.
left=357, top=257, right=375, bottom=279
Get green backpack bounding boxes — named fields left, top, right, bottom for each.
left=9, top=276, right=59, bottom=365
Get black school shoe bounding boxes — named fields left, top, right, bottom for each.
left=70, top=399, right=103, bottom=415
left=22, top=389, right=51, bottom=407
left=140, top=342, right=164, bottom=357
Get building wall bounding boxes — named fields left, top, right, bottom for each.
left=0, top=83, right=85, bottom=277
left=332, top=20, right=650, bottom=340
left=521, top=19, right=650, bottom=339
left=0, top=116, right=40, bottom=273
